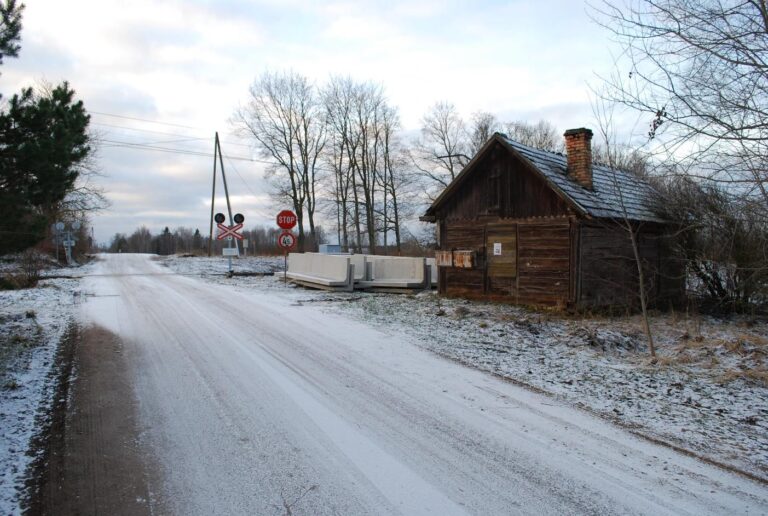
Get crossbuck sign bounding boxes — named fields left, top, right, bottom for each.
left=216, top=223, right=243, bottom=240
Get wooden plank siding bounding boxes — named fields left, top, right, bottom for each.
left=486, top=224, right=517, bottom=278
left=517, top=221, right=571, bottom=306
left=578, top=222, right=668, bottom=308
left=434, top=143, right=578, bottom=305
left=486, top=222, right=518, bottom=298
left=440, top=218, right=574, bottom=306
left=441, top=223, right=486, bottom=297
left=436, top=143, right=572, bottom=222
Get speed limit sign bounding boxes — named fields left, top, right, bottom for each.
left=277, top=231, right=296, bottom=251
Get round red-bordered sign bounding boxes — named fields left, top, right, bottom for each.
left=277, top=230, right=296, bottom=251
left=276, top=210, right=297, bottom=230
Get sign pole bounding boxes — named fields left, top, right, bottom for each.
left=275, top=209, right=298, bottom=286
left=228, top=237, right=233, bottom=275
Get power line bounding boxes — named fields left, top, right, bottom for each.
left=90, top=110, right=203, bottom=130
left=101, top=137, right=337, bottom=174
left=90, top=109, right=338, bottom=174
left=92, top=121, right=200, bottom=138
left=100, top=138, right=262, bottom=163
left=132, top=137, right=209, bottom=147
left=222, top=153, right=274, bottom=220
left=91, top=121, right=253, bottom=148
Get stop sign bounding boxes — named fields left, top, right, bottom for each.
left=276, top=210, right=297, bottom=230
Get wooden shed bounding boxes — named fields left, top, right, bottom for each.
left=421, top=129, right=683, bottom=308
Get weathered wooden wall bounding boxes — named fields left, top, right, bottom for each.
left=578, top=222, right=683, bottom=308
left=436, top=143, right=571, bottom=222
left=440, top=223, right=485, bottom=297
left=517, top=221, right=571, bottom=306
left=441, top=218, right=573, bottom=306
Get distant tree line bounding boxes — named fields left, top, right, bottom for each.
left=106, top=222, right=435, bottom=258
left=107, top=225, right=317, bottom=256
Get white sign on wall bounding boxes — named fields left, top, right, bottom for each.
left=493, top=242, right=502, bottom=256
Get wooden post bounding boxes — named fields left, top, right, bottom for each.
left=207, top=134, right=218, bottom=257
left=216, top=133, right=239, bottom=256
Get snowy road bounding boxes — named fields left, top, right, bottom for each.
left=80, top=254, right=768, bottom=515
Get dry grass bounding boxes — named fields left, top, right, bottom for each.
left=717, top=368, right=768, bottom=387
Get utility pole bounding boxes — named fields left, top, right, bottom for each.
left=208, top=132, right=241, bottom=264
left=208, top=133, right=218, bottom=257
left=216, top=133, right=239, bottom=256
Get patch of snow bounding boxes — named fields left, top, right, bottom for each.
left=160, top=254, right=283, bottom=278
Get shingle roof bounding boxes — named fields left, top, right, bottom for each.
left=424, top=133, right=665, bottom=223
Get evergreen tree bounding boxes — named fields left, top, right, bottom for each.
left=0, top=0, right=23, bottom=70
left=0, top=83, right=91, bottom=253
left=192, top=228, right=202, bottom=251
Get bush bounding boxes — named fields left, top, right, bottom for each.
left=658, top=177, right=768, bottom=313
left=0, top=250, right=44, bottom=290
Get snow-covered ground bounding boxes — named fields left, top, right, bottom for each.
left=0, top=258, right=89, bottom=515
left=161, top=254, right=768, bottom=481
left=2, top=252, right=766, bottom=513
left=84, top=254, right=768, bottom=514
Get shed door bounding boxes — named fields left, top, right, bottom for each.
left=486, top=224, right=517, bottom=295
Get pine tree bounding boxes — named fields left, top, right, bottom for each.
left=0, top=0, right=23, bottom=70
left=0, top=84, right=91, bottom=253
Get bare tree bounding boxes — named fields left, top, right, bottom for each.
left=657, top=175, right=768, bottom=312
left=468, top=111, right=500, bottom=155
left=593, top=99, right=657, bottom=358
left=376, top=104, right=413, bottom=253
left=233, top=70, right=326, bottom=251
left=592, top=141, right=650, bottom=178
left=504, top=119, right=563, bottom=151
left=322, top=76, right=356, bottom=251
left=592, top=0, right=768, bottom=216
left=321, top=77, right=412, bottom=253
left=412, top=101, right=470, bottom=199
left=352, top=82, right=386, bottom=253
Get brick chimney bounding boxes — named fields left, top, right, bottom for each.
left=564, top=128, right=593, bottom=189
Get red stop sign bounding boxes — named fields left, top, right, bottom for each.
left=277, top=230, right=296, bottom=250
left=276, top=210, right=297, bottom=229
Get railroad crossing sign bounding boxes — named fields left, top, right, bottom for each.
left=214, top=212, right=245, bottom=240
left=276, top=210, right=297, bottom=230
left=217, top=223, right=243, bottom=240
left=277, top=230, right=296, bottom=250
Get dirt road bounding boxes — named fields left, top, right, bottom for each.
left=73, top=254, right=768, bottom=515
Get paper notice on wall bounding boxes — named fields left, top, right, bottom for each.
left=493, top=242, right=502, bottom=256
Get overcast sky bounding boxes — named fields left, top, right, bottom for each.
left=2, top=0, right=631, bottom=244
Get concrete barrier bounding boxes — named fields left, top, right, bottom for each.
left=357, top=256, right=427, bottom=289
left=287, top=253, right=434, bottom=292
left=286, top=253, right=354, bottom=291
left=426, top=257, right=437, bottom=288
left=349, top=254, right=367, bottom=282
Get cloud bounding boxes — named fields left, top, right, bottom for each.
left=7, top=0, right=625, bottom=244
